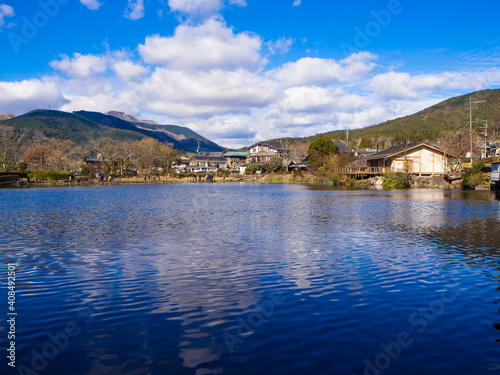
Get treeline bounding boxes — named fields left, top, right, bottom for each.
left=0, top=124, right=179, bottom=177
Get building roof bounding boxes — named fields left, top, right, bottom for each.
left=332, top=141, right=349, bottom=152
left=223, top=151, right=249, bottom=157
left=248, top=141, right=286, bottom=151
left=348, top=158, right=368, bottom=168
left=364, top=142, right=459, bottom=160
left=189, top=156, right=226, bottom=162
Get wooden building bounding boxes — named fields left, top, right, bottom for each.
left=344, top=142, right=458, bottom=176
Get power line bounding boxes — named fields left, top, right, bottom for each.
left=466, top=97, right=486, bottom=163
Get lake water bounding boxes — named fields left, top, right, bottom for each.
left=1, top=184, right=500, bottom=375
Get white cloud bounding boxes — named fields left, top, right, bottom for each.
left=139, top=18, right=265, bottom=72
left=292, top=0, right=301, bottom=7
left=168, top=0, right=247, bottom=20
left=0, top=78, right=67, bottom=114
left=228, top=0, right=246, bottom=6
left=111, top=60, right=148, bottom=82
left=370, top=71, right=498, bottom=100
left=125, top=0, right=145, bottom=20
left=50, top=53, right=108, bottom=78
left=80, top=0, right=101, bottom=10
left=267, top=37, right=294, bottom=55
left=268, top=52, right=378, bottom=87
left=59, top=92, right=137, bottom=114
left=168, top=0, right=222, bottom=19
left=0, top=3, right=14, bottom=28
left=137, top=68, right=281, bottom=117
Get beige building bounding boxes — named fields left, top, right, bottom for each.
left=248, top=142, right=286, bottom=164
left=363, top=142, right=458, bottom=175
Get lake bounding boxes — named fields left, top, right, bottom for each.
left=1, top=184, right=500, bottom=375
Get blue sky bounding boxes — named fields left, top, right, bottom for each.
left=0, top=0, right=499, bottom=147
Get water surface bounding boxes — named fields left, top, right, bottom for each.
left=1, top=184, right=500, bottom=375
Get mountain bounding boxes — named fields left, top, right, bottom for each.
left=276, top=89, right=500, bottom=144
left=106, top=111, right=158, bottom=126
left=0, top=113, right=15, bottom=121
left=0, top=109, right=226, bottom=153
left=105, top=111, right=218, bottom=144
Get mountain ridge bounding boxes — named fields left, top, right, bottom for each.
left=0, top=109, right=226, bottom=153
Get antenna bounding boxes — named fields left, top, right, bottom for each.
left=466, top=97, right=486, bottom=163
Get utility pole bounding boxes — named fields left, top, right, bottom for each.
left=466, top=97, right=486, bottom=163
left=480, top=120, right=488, bottom=159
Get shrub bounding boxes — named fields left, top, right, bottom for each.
left=462, top=161, right=486, bottom=189
left=28, top=171, right=71, bottom=180
left=343, top=177, right=356, bottom=186
left=382, top=172, right=412, bottom=189
left=246, top=165, right=262, bottom=174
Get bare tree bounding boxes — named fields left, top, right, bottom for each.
left=0, top=125, right=16, bottom=172
left=157, top=144, right=178, bottom=176
left=135, top=138, right=161, bottom=175
left=22, top=144, right=53, bottom=171
left=90, top=138, right=125, bottom=177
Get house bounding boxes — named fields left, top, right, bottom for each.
left=288, top=155, right=310, bottom=171
left=354, top=149, right=377, bottom=157
left=492, top=162, right=500, bottom=187
left=173, top=156, right=191, bottom=173
left=223, top=151, right=249, bottom=170
left=345, top=142, right=458, bottom=176
left=188, top=156, right=227, bottom=170
left=248, top=142, right=287, bottom=164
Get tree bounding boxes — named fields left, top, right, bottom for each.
left=267, top=155, right=283, bottom=173
left=135, top=138, right=161, bottom=175
left=358, top=136, right=373, bottom=149
left=45, top=140, right=80, bottom=171
left=307, top=136, right=338, bottom=156
left=319, top=153, right=341, bottom=184
left=157, top=145, right=178, bottom=176
left=90, top=138, right=125, bottom=177
left=22, top=144, right=53, bottom=171
left=0, top=125, right=17, bottom=172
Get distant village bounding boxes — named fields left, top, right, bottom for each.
left=182, top=139, right=499, bottom=176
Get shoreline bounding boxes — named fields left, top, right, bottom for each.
left=0, top=175, right=496, bottom=192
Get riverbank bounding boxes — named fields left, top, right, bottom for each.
left=0, top=171, right=495, bottom=191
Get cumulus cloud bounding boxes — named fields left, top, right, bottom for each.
left=168, top=0, right=246, bottom=20
left=0, top=78, right=67, bottom=114
left=267, top=37, right=294, bottom=55
left=125, top=0, right=145, bottom=20
left=168, top=0, right=222, bottom=20
left=50, top=53, right=108, bottom=78
left=268, top=52, right=378, bottom=87
left=137, top=67, right=280, bottom=117
left=0, top=3, right=14, bottom=28
left=80, top=0, right=101, bottom=10
left=111, top=60, right=149, bottom=82
left=278, top=86, right=369, bottom=114
left=292, top=0, right=301, bottom=6
left=370, top=71, right=496, bottom=100
left=139, top=18, right=265, bottom=72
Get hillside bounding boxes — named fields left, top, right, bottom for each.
left=278, top=89, right=500, bottom=144
left=0, top=113, right=15, bottom=121
left=2, top=110, right=146, bottom=145
left=0, top=109, right=226, bottom=153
